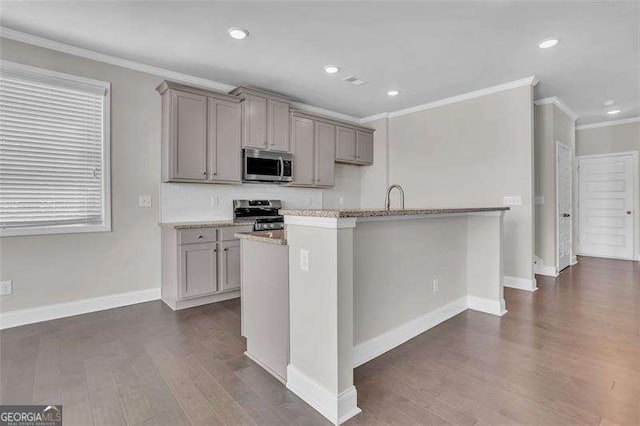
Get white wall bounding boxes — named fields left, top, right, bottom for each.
left=576, top=121, right=640, bottom=156
left=161, top=182, right=322, bottom=222
left=534, top=103, right=576, bottom=270
left=0, top=38, right=163, bottom=313
left=361, top=85, right=535, bottom=283
left=319, top=164, right=361, bottom=210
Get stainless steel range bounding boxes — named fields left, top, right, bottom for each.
left=233, top=200, right=284, bottom=231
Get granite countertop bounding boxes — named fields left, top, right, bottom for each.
left=159, top=220, right=254, bottom=229
left=279, top=207, right=509, bottom=218
left=235, top=229, right=287, bottom=245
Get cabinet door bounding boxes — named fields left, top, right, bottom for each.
left=180, top=243, right=217, bottom=299
left=242, top=94, right=268, bottom=149
left=219, top=240, right=241, bottom=292
left=336, top=126, right=357, bottom=162
left=171, top=90, right=207, bottom=180
left=315, top=121, right=336, bottom=186
left=268, top=99, right=291, bottom=152
left=356, top=130, right=374, bottom=165
left=208, top=98, right=242, bottom=182
left=291, top=116, right=315, bottom=185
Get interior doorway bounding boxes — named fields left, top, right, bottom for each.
left=557, top=142, right=572, bottom=271
left=577, top=152, right=638, bottom=260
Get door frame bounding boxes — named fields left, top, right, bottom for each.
left=576, top=151, right=639, bottom=261
left=556, top=141, right=572, bottom=271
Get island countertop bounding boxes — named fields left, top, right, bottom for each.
left=235, top=229, right=287, bottom=245
left=279, top=206, right=509, bottom=218
left=159, top=220, right=254, bottom=229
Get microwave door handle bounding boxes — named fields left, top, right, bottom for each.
left=279, top=157, right=284, bottom=181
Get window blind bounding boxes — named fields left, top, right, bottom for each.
left=0, top=62, right=109, bottom=233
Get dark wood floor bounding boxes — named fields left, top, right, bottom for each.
left=1, top=256, right=638, bottom=425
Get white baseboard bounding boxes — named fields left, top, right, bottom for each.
left=533, top=258, right=559, bottom=277
left=286, top=364, right=361, bottom=425
left=245, top=351, right=286, bottom=385
left=0, top=287, right=161, bottom=330
left=467, top=295, right=507, bottom=316
left=504, top=275, right=539, bottom=291
left=571, top=255, right=578, bottom=265
left=353, top=296, right=468, bottom=368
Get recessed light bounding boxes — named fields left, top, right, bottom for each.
left=323, top=65, right=340, bottom=74
left=538, top=37, right=559, bottom=49
left=604, top=100, right=615, bottom=106
left=228, top=27, right=249, bottom=40
left=607, top=109, right=621, bottom=115
left=387, top=90, right=399, bottom=97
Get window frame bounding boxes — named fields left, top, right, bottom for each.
left=0, top=60, right=111, bottom=237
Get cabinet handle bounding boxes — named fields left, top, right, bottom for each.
left=224, top=248, right=228, bottom=252
left=198, top=235, right=204, bottom=240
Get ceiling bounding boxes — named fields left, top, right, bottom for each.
left=0, top=1, right=638, bottom=125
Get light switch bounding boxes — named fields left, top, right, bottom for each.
left=0, top=280, right=12, bottom=296
left=138, top=195, right=152, bottom=207
left=300, top=249, right=310, bottom=272
left=503, top=195, right=522, bottom=206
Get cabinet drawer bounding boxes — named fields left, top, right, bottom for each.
left=218, top=225, right=253, bottom=241
left=179, top=228, right=218, bottom=244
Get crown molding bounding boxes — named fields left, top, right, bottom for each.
left=534, top=96, right=579, bottom=121
left=0, top=26, right=362, bottom=125
left=358, top=76, right=538, bottom=123
left=576, top=116, right=640, bottom=131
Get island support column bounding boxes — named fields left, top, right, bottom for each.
left=284, top=216, right=360, bottom=425
left=466, top=212, right=507, bottom=316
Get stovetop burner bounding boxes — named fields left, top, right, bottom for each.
left=233, top=200, right=283, bottom=231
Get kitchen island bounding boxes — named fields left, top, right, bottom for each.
left=280, top=207, right=509, bottom=425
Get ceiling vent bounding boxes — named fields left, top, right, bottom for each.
left=342, top=75, right=368, bottom=86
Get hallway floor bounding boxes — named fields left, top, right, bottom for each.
left=1, top=256, right=638, bottom=425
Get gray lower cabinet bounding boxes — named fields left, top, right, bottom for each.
left=157, top=81, right=243, bottom=183
left=219, top=240, right=241, bottom=291
left=290, top=112, right=336, bottom=188
left=180, top=242, right=218, bottom=299
left=161, top=224, right=252, bottom=310
left=335, top=125, right=374, bottom=165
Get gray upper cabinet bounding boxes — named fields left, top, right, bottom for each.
left=315, top=121, right=336, bottom=187
left=230, top=87, right=292, bottom=153
left=170, top=90, right=208, bottom=180
left=290, top=112, right=336, bottom=188
left=242, top=93, right=268, bottom=149
left=208, top=98, right=242, bottom=182
left=157, top=81, right=243, bottom=183
left=291, top=115, right=315, bottom=186
left=356, top=130, right=374, bottom=164
left=268, top=99, right=291, bottom=152
left=335, top=125, right=374, bottom=166
left=336, top=126, right=356, bottom=163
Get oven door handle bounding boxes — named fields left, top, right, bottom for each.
left=279, top=157, right=284, bottom=181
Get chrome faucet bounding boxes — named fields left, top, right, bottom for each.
left=385, top=184, right=405, bottom=210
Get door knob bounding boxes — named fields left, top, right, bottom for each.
left=562, top=213, right=571, bottom=218
left=626, top=210, right=632, bottom=215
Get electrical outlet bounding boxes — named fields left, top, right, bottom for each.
left=138, top=195, right=152, bottom=207
left=210, top=195, right=219, bottom=207
left=433, top=278, right=439, bottom=293
left=503, top=195, right=522, bottom=206
left=0, top=280, right=13, bottom=296
left=300, top=249, right=310, bottom=272
left=339, top=197, right=345, bottom=207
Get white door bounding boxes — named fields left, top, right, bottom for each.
left=578, top=154, right=635, bottom=260
left=557, top=142, right=572, bottom=271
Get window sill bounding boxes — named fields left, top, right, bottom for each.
left=0, top=224, right=111, bottom=238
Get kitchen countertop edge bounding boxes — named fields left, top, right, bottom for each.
left=235, top=230, right=287, bottom=245
left=159, top=220, right=255, bottom=229
left=278, top=207, right=510, bottom=218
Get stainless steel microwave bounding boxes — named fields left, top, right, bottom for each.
left=243, top=149, right=293, bottom=183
